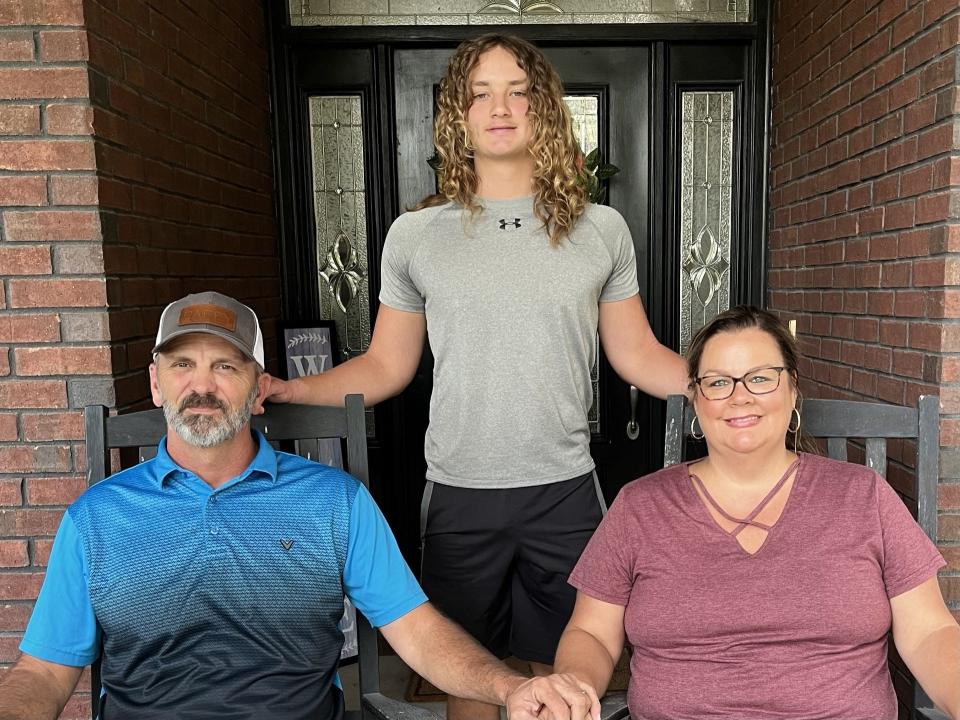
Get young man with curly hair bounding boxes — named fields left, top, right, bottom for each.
left=266, top=34, right=687, bottom=720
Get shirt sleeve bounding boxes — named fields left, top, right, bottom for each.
left=20, top=511, right=100, bottom=666
left=568, top=489, right=636, bottom=606
left=378, top=217, right=426, bottom=314
left=875, top=476, right=946, bottom=599
left=599, top=214, right=639, bottom=304
left=343, top=484, right=427, bottom=627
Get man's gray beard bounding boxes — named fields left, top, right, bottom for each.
left=163, top=384, right=258, bottom=448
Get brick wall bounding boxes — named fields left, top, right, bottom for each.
left=84, top=0, right=279, bottom=411
left=0, top=1, right=278, bottom=717
left=0, top=2, right=102, bottom=716
left=769, top=0, right=959, bottom=627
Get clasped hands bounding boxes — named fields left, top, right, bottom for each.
left=505, top=672, right=601, bottom=720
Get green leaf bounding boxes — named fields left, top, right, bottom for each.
left=584, top=147, right=600, bottom=171
left=593, top=186, right=607, bottom=204
left=594, top=164, right=620, bottom=179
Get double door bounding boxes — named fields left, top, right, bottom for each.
left=275, top=36, right=766, bottom=561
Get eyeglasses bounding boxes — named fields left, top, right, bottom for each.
left=694, top=366, right=786, bottom=401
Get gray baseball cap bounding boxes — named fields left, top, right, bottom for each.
left=152, top=291, right=264, bottom=369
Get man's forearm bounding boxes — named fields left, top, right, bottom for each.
left=383, top=604, right=525, bottom=705
left=0, top=659, right=74, bottom=720
left=554, top=627, right=617, bottom=696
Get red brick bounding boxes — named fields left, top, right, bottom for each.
left=46, top=104, right=93, bottom=135
left=8, top=278, right=105, bottom=308
left=939, top=484, right=960, bottom=510
left=38, top=29, right=88, bottom=62
left=34, top=537, right=53, bottom=566
left=25, top=476, right=85, bottom=506
left=917, top=123, right=955, bottom=161
left=0, top=414, right=16, bottom=441
left=0, top=176, right=47, bottom=206
left=50, top=174, right=97, bottom=205
left=0, top=445, right=71, bottom=473
left=21, top=411, right=83, bottom=441
left=14, top=346, right=111, bottom=375
left=916, top=192, right=953, bottom=225
left=0, top=105, right=39, bottom=135
left=880, top=320, right=908, bottom=347
left=0, top=140, right=94, bottom=171
left=883, top=201, right=915, bottom=230
left=0, top=246, right=51, bottom=275
left=0, top=68, right=88, bottom=100
left=0, top=573, right=44, bottom=602
left=3, top=210, right=100, bottom=242
left=0, top=479, right=21, bottom=505
left=908, top=322, right=941, bottom=351
left=0, top=314, right=60, bottom=343
left=0, top=380, right=66, bottom=408
left=0, top=1, right=84, bottom=25
left=0, top=604, right=31, bottom=632
left=900, top=164, right=933, bottom=198
left=0, top=30, right=34, bottom=61
left=0, top=540, right=28, bottom=568
left=913, top=258, right=946, bottom=286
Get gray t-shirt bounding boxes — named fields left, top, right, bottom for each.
left=380, top=196, right=639, bottom=489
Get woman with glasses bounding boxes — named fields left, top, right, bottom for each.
left=521, top=306, right=959, bottom=720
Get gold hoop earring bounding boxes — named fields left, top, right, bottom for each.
left=690, top=415, right=704, bottom=440
left=788, top=407, right=801, bottom=434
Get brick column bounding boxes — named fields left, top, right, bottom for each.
left=0, top=1, right=106, bottom=717
left=769, top=0, right=959, bottom=621
left=0, top=2, right=278, bottom=717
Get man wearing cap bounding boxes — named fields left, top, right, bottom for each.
left=0, top=292, right=598, bottom=720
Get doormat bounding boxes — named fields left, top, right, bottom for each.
left=404, top=652, right=630, bottom=703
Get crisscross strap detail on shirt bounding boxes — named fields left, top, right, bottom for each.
left=689, top=458, right=801, bottom=538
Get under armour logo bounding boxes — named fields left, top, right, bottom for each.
left=498, top=218, right=522, bottom=230
left=280, top=539, right=294, bottom=551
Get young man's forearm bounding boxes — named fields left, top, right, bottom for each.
left=284, top=353, right=405, bottom=407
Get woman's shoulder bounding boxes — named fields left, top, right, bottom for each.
left=800, top=452, right=878, bottom=481
left=616, top=463, right=690, bottom=502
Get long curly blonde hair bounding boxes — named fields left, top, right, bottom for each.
left=416, top=34, right=588, bottom=247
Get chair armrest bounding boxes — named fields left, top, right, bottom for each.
left=600, top=691, right=631, bottom=720
left=916, top=709, right=951, bottom=720
left=361, top=691, right=444, bottom=719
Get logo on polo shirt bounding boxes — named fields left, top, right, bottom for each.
left=498, top=218, right=522, bottom=230
left=280, top=538, right=294, bottom=551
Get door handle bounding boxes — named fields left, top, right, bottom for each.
left=626, top=385, right=640, bottom=440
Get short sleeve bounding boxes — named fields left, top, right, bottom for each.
left=20, top=512, right=100, bottom=666
left=343, top=484, right=427, bottom=627
left=599, top=216, right=639, bottom=304
left=875, top=477, right=946, bottom=599
left=568, top=490, right=636, bottom=606
left=378, top=217, right=426, bottom=314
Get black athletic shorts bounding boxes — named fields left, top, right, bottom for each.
left=419, top=471, right=605, bottom=665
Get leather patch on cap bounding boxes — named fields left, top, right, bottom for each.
left=178, top=304, right=237, bottom=332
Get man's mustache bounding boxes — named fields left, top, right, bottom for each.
left=178, top=394, right=226, bottom=413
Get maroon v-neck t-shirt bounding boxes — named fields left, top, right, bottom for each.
left=569, top=453, right=945, bottom=720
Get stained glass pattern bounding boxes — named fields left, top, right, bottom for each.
left=679, top=91, right=734, bottom=355
left=289, top=0, right=750, bottom=24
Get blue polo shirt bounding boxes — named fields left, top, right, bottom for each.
left=22, top=430, right=426, bottom=720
